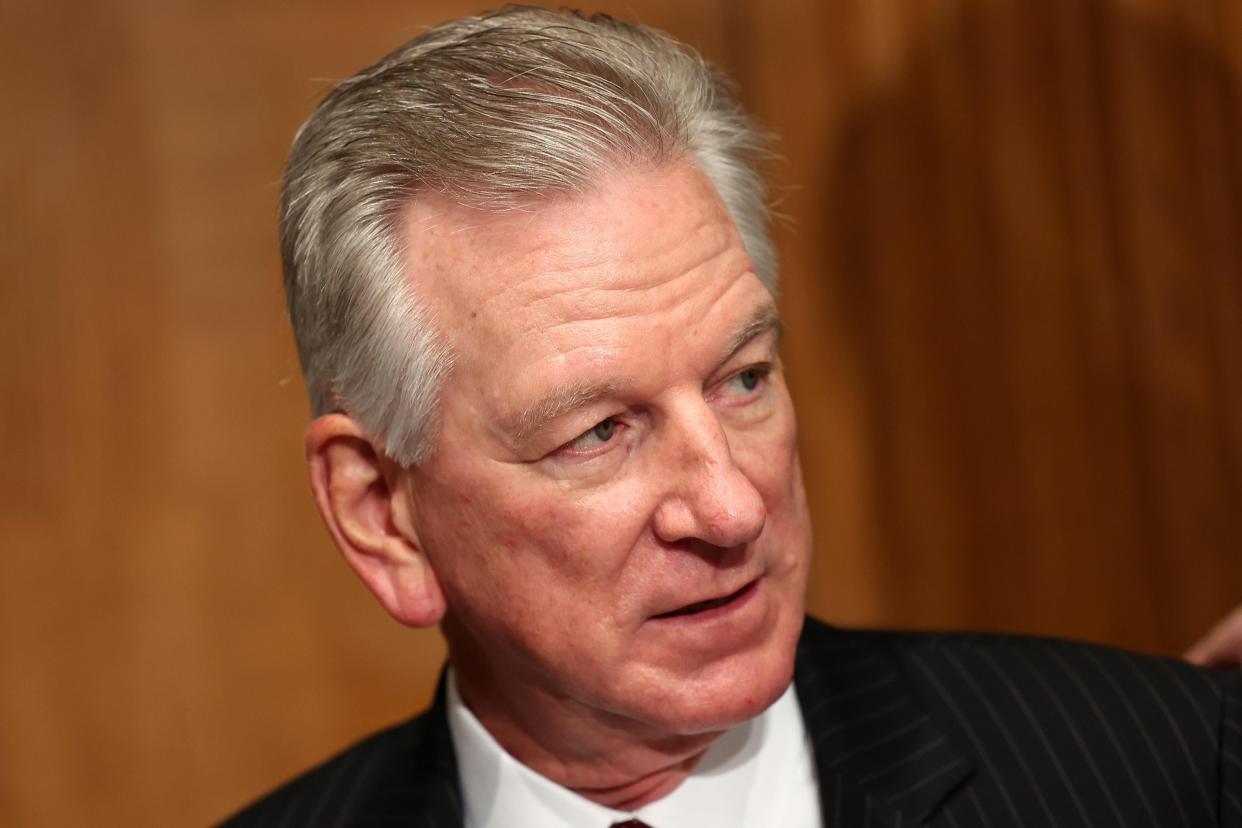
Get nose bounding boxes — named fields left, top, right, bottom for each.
left=650, top=402, right=767, bottom=549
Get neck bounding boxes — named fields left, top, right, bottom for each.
left=447, top=631, right=724, bottom=809
left=568, top=751, right=708, bottom=810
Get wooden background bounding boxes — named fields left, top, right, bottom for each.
left=2, top=0, right=1239, bottom=823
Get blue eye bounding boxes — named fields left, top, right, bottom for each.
left=724, top=367, right=766, bottom=396
left=591, top=418, right=615, bottom=441
left=568, top=417, right=617, bottom=449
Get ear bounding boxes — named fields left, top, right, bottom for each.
left=305, top=413, right=446, bottom=628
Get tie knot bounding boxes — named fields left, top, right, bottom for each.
left=610, top=821, right=653, bottom=828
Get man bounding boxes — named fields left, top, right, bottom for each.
left=226, top=7, right=1242, bottom=826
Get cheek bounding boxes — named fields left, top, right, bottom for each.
left=735, top=398, right=802, bottom=510
left=423, top=467, right=652, bottom=596
left=505, top=482, right=654, bottom=583
left=498, top=500, right=573, bottom=564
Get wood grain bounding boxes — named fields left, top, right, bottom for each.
left=2, top=0, right=1238, bottom=823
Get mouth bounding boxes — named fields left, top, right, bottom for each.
left=653, top=578, right=759, bottom=620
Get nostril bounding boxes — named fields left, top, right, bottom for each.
left=703, top=496, right=765, bottom=548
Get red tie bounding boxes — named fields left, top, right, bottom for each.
left=610, top=821, right=654, bottom=828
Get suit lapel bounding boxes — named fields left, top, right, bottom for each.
left=795, top=620, right=974, bottom=827
left=350, top=625, right=972, bottom=828
left=356, top=675, right=463, bottom=828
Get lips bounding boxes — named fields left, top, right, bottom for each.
left=653, top=579, right=758, bottom=620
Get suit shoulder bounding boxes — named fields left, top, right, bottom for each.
left=217, top=710, right=451, bottom=827
left=802, top=616, right=1232, bottom=704
left=802, top=619, right=1242, bottom=825
left=894, top=626, right=1230, bottom=704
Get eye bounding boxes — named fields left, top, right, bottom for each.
left=566, top=416, right=618, bottom=450
left=722, top=365, right=770, bottom=397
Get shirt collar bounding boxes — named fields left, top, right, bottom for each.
left=446, top=672, right=818, bottom=828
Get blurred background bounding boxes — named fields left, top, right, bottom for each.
left=2, top=0, right=1240, bottom=823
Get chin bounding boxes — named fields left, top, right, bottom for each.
left=643, top=615, right=803, bottom=736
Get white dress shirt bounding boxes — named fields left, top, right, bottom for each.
left=447, top=672, right=823, bottom=828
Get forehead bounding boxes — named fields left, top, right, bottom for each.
left=401, top=161, right=752, bottom=337
left=399, top=161, right=768, bottom=427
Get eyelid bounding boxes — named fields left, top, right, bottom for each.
left=719, top=330, right=779, bottom=373
left=718, top=361, right=774, bottom=389
left=551, top=415, right=626, bottom=459
left=568, top=417, right=614, bottom=447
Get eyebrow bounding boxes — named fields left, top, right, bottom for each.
left=718, top=300, right=783, bottom=367
left=507, top=377, right=629, bottom=447
left=506, top=299, right=784, bottom=447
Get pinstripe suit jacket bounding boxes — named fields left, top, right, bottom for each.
left=222, top=618, right=1242, bottom=827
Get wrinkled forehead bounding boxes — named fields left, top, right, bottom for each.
left=397, top=160, right=748, bottom=346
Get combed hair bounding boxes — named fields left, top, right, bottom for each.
left=280, top=5, right=777, bottom=466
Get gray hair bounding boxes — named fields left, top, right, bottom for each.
left=280, top=5, right=777, bottom=466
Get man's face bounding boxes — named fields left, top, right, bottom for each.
left=401, top=161, right=812, bottom=736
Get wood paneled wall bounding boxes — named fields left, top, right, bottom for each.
left=2, top=0, right=1239, bottom=824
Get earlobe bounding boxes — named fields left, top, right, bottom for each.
left=305, top=414, right=447, bottom=628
